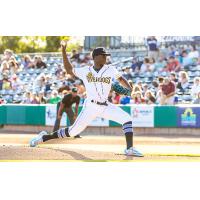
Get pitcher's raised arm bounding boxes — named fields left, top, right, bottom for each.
left=61, top=40, right=75, bottom=78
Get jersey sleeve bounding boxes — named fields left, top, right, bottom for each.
left=109, top=65, right=122, bottom=80
left=73, top=66, right=87, bottom=80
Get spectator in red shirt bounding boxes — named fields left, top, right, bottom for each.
left=110, top=91, right=120, bottom=104
left=166, top=56, right=181, bottom=72
left=0, top=95, right=5, bottom=104
left=160, top=77, right=176, bottom=105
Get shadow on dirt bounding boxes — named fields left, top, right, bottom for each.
left=45, top=148, right=93, bottom=160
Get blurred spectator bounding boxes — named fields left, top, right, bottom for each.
left=168, top=45, right=176, bottom=57
left=166, top=56, right=181, bottom=72
left=22, top=92, right=32, bottom=104
left=174, top=51, right=182, bottom=64
left=131, top=58, right=140, bottom=72
left=45, top=75, right=53, bottom=92
left=71, top=49, right=80, bottom=61
left=132, top=84, right=142, bottom=94
left=136, top=81, right=143, bottom=90
left=31, top=92, right=40, bottom=104
left=1, top=73, right=12, bottom=90
left=81, top=53, right=91, bottom=64
left=169, top=72, right=178, bottom=83
left=182, top=50, right=193, bottom=70
left=191, top=77, right=200, bottom=99
left=193, top=91, right=200, bottom=104
left=131, top=91, right=145, bottom=104
left=11, top=74, right=23, bottom=91
left=8, top=60, right=19, bottom=75
left=109, top=91, right=120, bottom=104
left=22, top=55, right=34, bottom=68
left=106, top=57, right=112, bottom=65
left=160, top=77, right=176, bottom=105
left=0, top=95, right=5, bottom=104
left=120, top=95, right=131, bottom=105
left=61, top=90, right=69, bottom=98
left=55, top=64, right=63, bottom=76
left=34, top=55, right=47, bottom=68
left=122, top=66, right=133, bottom=80
left=146, top=36, right=159, bottom=60
left=149, top=57, right=156, bottom=70
left=145, top=90, right=156, bottom=104
left=38, top=91, right=47, bottom=104
left=2, top=49, right=13, bottom=62
left=46, top=90, right=52, bottom=102
left=151, top=80, right=159, bottom=93
left=142, top=84, right=149, bottom=96
left=158, top=76, right=164, bottom=84
left=73, top=81, right=86, bottom=96
left=177, top=71, right=189, bottom=93
left=58, top=83, right=71, bottom=94
left=188, top=44, right=199, bottom=63
left=33, top=74, right=46, bottom=92
left=155, top=85, right=163, bottom=104
left=9, top=56, right=19, bottom=67
left=48, top=90, right=61, bottom=104
left=33, top=55, right=38, bottom=67
left=154, top=55, right=167, bottom=72
left=140, top=57, right=155, bottom=73
left=0, top=61, right=10, bottom=76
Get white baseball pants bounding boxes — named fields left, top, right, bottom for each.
left=68, top=99, right=132, bottom=137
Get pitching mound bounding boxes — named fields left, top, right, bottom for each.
left=0, top=134, right=200, bottom=161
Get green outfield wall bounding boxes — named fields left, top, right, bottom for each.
left=0, top=104, right=199, bottom=128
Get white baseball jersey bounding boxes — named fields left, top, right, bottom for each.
left=68, top=64, right=132, bottom=137
left=73, top=65, right=121, bottom=102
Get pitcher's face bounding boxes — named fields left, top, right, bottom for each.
left=94, top=54, right=107, bottom=66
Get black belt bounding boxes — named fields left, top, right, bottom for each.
left=91, top=100, right=108, bottom=106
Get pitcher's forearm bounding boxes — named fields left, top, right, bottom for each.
left=62, top=48, right=74, bottom=75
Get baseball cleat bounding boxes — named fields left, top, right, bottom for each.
left=29, top=131, right=48, bottom=147
left=124, top=147, right=144, bottom=157
left=38, top=130, right=48, bottom=136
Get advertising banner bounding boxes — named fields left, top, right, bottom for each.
left=177, top=107, right=200, bottom=127
left=131, top=105, right=154, bottom=127
left=45, top=104, right=67, bottom=126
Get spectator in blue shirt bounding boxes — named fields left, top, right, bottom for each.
left=182, top=50, right=193, bottom=70
left=146, top=36, right=159, bottom=60
left=120, top=95, right=131, bottom=105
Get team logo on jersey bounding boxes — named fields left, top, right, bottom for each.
left=86, top=72, right=111, bottom=84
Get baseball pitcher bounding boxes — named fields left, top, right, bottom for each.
left=30, top=41, right=143, bottom=157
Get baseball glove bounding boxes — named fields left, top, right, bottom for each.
left=111, top=82, right=131, bottom=96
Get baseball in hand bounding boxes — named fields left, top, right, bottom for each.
left=61, top=40, right=67, bottom=47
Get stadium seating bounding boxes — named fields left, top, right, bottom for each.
left=0, top=50, right=200, bottom=104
